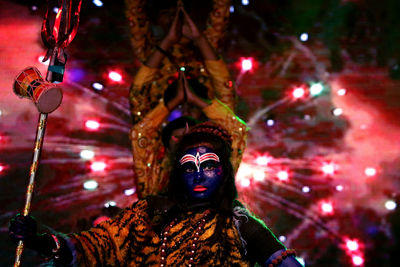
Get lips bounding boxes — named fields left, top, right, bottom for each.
left=193, top=185, right=207, bottom=192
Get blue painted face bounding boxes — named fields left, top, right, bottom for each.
left=179, top=146, right=224, bottom=200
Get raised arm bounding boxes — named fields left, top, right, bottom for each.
left=181, top=5, right=235, bottom=110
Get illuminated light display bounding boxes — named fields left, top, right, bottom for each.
left=320, top=201, right=334, bottom=215
left=300, top=33, right=309, bottom=42
left=90, top=161, right=107, bottom=172
left=240, top=178, right=251, bottom=187
left=277, top=170, right=289, bottom=181
left=364, top=167, right=377, bottom=177
left=0, top=164, right=4, bottom=173
left=124, top=188, right=136, bottom=196
left=321, top=162, right=337, bottom=176
left=92, top=82, right=104, bottom=91
left=85, top=120, right=100, bottom=130
left=385, top=200, right=397, bottom=210
left=83, top=180, right=98, bottom=190
left=279, top=235, right=286, bottom=242
left=93, top=0, right=103, bottom=7
left=241, top=58, right=253, bottom=72
left=332, top=108, right=343, bottom=116
left=337, top=88, right=347, bottom=96
left=352, top=255, right=364, bottom=266
left=292, top=87, right=306, bottom=99
left=256, top=155, right=272, bottom=166
left=336, top=185, right=344, bottom=191
left=104, top=200, right=117, bottom=208
left=253, top=169, right=265, bottom=181
left=80, top=149, right=95, bottom=160
left=242, top=0, right=249, bottom=6
left=302, top=186, right=310, bottom=193
left=309, top=82, right=324, bottom=96
left=346, top=239, right=359, bottom=252
left=108, top=71, right=122, bottom=82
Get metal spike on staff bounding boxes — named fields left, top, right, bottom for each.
left=13, top=1, right=82, bottom=266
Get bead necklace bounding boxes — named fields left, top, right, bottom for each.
left=160, top=209, right=211, bottom=267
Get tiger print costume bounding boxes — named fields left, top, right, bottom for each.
left=66, top=198, right=253, bottom=266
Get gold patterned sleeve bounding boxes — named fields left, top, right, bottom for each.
left=203, top=99, right=247, bottom=173
left=129, top=65, right=160, bottom=124
left=130, top=102, right=169, bottom=198
left=203, top=0, right=231, bottom=50
left=125, top=0, right=153, bottom=62
left=204, top=59, right=235, bottom=110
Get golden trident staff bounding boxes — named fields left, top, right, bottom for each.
left=12, top=1, right=82, bottom=266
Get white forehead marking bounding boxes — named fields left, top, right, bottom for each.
left=179, top=152, right=220, bottom=172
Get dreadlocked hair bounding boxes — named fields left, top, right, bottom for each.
left=167, top=122, right=238, bottom=261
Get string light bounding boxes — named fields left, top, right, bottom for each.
left=31, top=6, right=38, bottom=11
left=229, top=5, right=235, bottom=13
left=240, top=178, right=251, bottom=187
left=108, top=71, right=122, bottom=82
left=337, top=88, right=347, bottom=96
left=309, top=82, right=324, bottom=96
left=241, top=0, right=249, bottom=6
left=336, top=185, right=344, bottom=191
left=364, top=167, right=377, bottom=177
left=320, top=201, right=334, bottom=215
left=346, top=239, right=359, bottom=252
left=277, top=170, right=289, bottom=181
left=385, top=200, right=397, bottom=210
left=352, top=255, right=364, bottom=266
left=104, top=201, right=117, bottom=208
left=0, top=164, right=4, bottom=173
left=266, top=119, right=275, bottom=126
left=83, top=180, right=98, bottom=190
left=92, top=82, right=104, bottom=91
left=256, top=155, right=271, bottom=166
left=80, top=150, right=95, bottom=160
left=124, top=188, right=136, bottom=196
left=332, top=108, right=343, bottom=116
left=53, top=7, right=59, bottom=13
left=253, top=170, right=265, bottom=181
left=302, top=186, right=310, bottom=193
left=321, top=162, right=337, bottom=176
left=241, top=58, right=253, bottom=72
left=85, top=120, right=100, bottom=131
left=292, top=87, right=306, bottom=99
left=90, top=161, right=107, bottom=172
left=300, top=33, right=309, bottom=42
left=93, top=0, right=103, bottom=7
left=279, top=235, right=286, bottom=242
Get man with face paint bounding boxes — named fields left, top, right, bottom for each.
left=10, top=123, right=302, bottom=266
left=179, top=145, right=224, bottom=200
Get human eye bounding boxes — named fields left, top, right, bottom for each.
left=183, top=163, right=196, bottom=173
left=202, top=161, right=217, bottom=171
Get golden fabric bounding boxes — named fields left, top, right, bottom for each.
left=129, top=59, right=245, bottom=198
left=124, top=0, right=231, bottom=63
left=68, top=199, right=251, bottom=266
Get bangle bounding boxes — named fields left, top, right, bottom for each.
left=268, top=249, right=296, bottom=267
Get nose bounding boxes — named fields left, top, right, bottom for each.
left=194, top=170, right=204, bottom=183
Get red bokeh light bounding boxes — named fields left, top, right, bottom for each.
left=292, top=86, right=306, bottom=99
left=90, top=161, right=107, bottom=172
left=352, top=254, right=364, bottom=266
left=277, top=170, right=289, bottom=181
left=319, top=200, right=334, bottom=215
left=346, top=239, right=360, bottom=252
left=321, top=161, right=337, bottom=176
left=108, top=71, right=123, bottom=82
